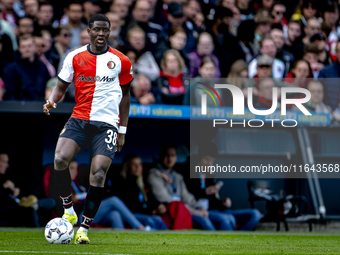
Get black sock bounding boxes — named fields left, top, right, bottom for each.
left=81, top=185, right=104, bottom=229
left=54, top=169, right=73, bottom=209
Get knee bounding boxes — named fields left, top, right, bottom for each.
left=252, top=209, right=262, bottom=221
left=54, top=153, right=70, bottom=170
left=90, top=169, right=106, bottom=186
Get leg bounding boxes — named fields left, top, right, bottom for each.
left=93, top=196, right=142, bottom=229
left=80, top=155, right=111, bottom=229
left=208, top=211, right=236, bottom=231
left=150, top=215, right=169, bottom=230
left=54, top=137, right=81, bottom=225
left=191, top=214, right=216, bottom=230
left=221, top=209, right=262, bottom=231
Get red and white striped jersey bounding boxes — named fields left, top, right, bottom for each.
left=58, top=45, right=133, bottom=128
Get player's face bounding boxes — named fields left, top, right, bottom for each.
left=88, top=21, right=110, bottom=51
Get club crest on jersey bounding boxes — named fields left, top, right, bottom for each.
left=107, top=61, right=116, bottom=69
left=79, top=61, right=85, bottom=66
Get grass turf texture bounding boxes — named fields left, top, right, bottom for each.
left=1, top=228, right=340, bottom=255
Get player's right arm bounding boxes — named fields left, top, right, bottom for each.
left=43, top=81, right=69, bottom=115
left=43, top=50, right=75, bottom=115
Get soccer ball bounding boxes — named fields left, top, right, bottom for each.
left=44, top=218, right=74, bottom=244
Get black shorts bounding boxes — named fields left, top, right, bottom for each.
left=59, top=118, right=118, bottom=159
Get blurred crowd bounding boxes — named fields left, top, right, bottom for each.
left=1, top=0, right=340, bottom=119
left=0, top=143, right=262, bottom=230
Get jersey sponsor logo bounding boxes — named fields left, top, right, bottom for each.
left=107, top=61, right=116, bottom=69
left=79, top=61, right=85, bottom=66
left=77, top=75, right=116, bottom=82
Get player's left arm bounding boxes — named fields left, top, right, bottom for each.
left=117, top=81, right=131, bottom=152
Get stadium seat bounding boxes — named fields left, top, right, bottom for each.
left=247, top=180, right=317, bottom=231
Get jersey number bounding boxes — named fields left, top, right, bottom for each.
left=105, top=130, right=117, bottom=146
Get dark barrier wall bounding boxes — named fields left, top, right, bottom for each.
left=1, top=102, right=339, bottom=215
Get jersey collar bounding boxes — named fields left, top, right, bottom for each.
left=87, top=44, right=109, bottom=55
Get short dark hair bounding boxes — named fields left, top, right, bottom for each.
left=304, top=43, right=320, bottom=54
left=18, top=17, right=33, bottom=26
left=67, top=0, right=82, bottom=9
left=159, top=142, right=177, bottom=159
left=89, top=14, right=111, bottom=29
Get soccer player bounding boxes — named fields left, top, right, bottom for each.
left=43, top=14, right=133, bottom=244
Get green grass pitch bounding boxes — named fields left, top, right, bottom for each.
left=1, top=228, right=340, bottom=255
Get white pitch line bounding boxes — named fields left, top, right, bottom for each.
left=0, top=251, right=130, bottom=255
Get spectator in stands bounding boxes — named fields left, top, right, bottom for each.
left=270, top=26, right=294, bottom=77
left=130, top=0, right=163, bottom=53
left=251, top=11, right=272, bottom=55
left=219, top=16, right=248, bottom=76
left=106, top=11, right=124, bottom=49
left=236, top=0, right=255, bottom=21
left=3, top=34, right=50, bottom=100
left=248, top=37, right=285, bottom=78
left=155, top=27, right=189, bottom=73
left=283, top=20, right=304, bottom=61
left=112, top=154, right=169, bottom=230
left=23, top=0, right=39, bottom=20
left=310, top=34, right=333, bottom=67
left=110, top=0, right=132, bottom=41
left=34, top=2, right=54, bottom=34
left=148, top=143, right=235, bottom=230
left=49, top=25, right=71, bottom=71
left=82, top=0, right=101, bottom=21
left=292, top=80, right=332, bottom=116
left=205, top=7, right=233, bottom=57
left=218, top=0, right=234, bottom=9
left=16, top=17, right=34, bottom=37
left=284, top=59, right=313, bottom=88
left=126, top=26, right=160, bottom=82
left=34, top=34, right=55, bottom=77
left=0, top=25, right=14, bottom=77
left=156, top=49, right=188, bottom=105
left=184, top=57, right=223, bottom=106
left=189, top=32, right=220, bottom=78
left=318, top=41, right=340, bottom=110
left=194, top=12, right=205, bottom=30
left=0, top=78, right=4, bottom=101
left=291, top=0, right=318, bottom=27
left=303, top=43, right=323, bottom=78
left=187, top=143, right=261, bottom=230
left=131, top=74, right=159, bottom=104
left=164, top=2, right=199, bottom=54
left=257, top=0, right=274, bottom=10
left=0, top=152, right=56, bottom=227
left=61, top=1, right=87, bottom=49
left=254, top=78, right=279, bottom=109
left=245, top=55, right=285, bottom=98
left=0, top=7, right=18, bottom=51
left=271, top=2, right=287, bottom=32
left=321, top=2, right=339, bottom=43
left=302, top=18, right=321, bottom=45
left=227, top=59, right=248, bottom=91
left=236, top=20, right=255, bottom=64
left=1, top=0, right=20, bottom=29
left=183, top=0, right=201, bottom=28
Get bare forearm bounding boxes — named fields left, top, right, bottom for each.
left=119, top=93, right=130, bottom=127
left=48, top=81, right=69, bottom=103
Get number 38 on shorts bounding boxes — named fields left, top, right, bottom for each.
left=105, top=130, right=117, bottom=150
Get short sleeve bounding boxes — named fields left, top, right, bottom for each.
left=58, top=52, right=74, bottom=84
left=119, top=55, right=134, bottom=86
